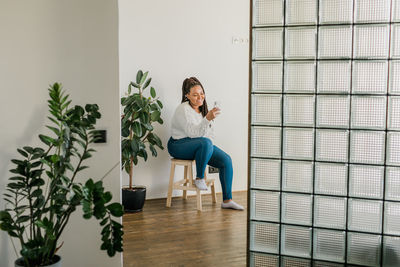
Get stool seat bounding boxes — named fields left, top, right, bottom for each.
left=166, top=158, right=217, bottom=211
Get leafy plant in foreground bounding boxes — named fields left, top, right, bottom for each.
left=0, top=83, right=123, bottom=266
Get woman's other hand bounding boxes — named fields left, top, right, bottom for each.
left=206, top=107, right=221, bottom=121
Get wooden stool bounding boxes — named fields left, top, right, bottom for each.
left=166, top=158, right=217, bottom=211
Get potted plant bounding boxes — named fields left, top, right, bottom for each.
left=121, top=70, right=164, bottom=212
left=0, top=83, right=124, bottom=266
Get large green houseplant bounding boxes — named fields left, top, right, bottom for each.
left=121, top=70, right=164, bottom=212
left=0, top=83, right=123, bottom=266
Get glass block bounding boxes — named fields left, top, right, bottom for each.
left=313, top=229, right=345, bottom=262
left=394, top=0, right=400, bottom=22
left=251, top=190, right=280, bottom=222
left=283, top=95, right=315, bottom=127
left=315, top=162, right=347, bottom=196
left=319, top=0, right=353, bottom=24
left=348, top=199, right=383, bottom=233
left=284, top=61, right=315, bottom=93
left=251, top=158, right=281, bottom=190
left=281, top=225, right=311, bottom=258
left=392, top=24, right=400, bottom=58
left=285, top=27, right=317, bottom=59
left=251, top=126, right=281, bottom=158
left=314, top=261, right=344, bottom=267
left=349, top=165, right=384, bottom=199
left=283, top=128, right=314, bottom=160
left=350, top=130, right=385, bottom=165
left=250, top=252, right=279, bottom=267
left=250, top=221, right=280, bottom=254
left=386, top=167, right=400, bottom=201
left=355, top=0, right=390, bottom=23
left=316, top=129, right=349, bottom=162
left=282, top=193, right=312, bottom=226
left=347, top=232, right=381, bottom=267
left=314, top=196, right=347, bottom=229
left=390, top=60, right=400, bottom=94
left=253, top=28, right=283, bottom=59
left=387, top=132, right=400, bottom=166
left=383, top=236, right=400, bottom=267
left=354, top=25, right=390, bottom=59
left=281, top=256, right=311, bottom=267
left=388, top=97, right=400, bottom=130
left=282, top=160, right=313, bottom=193
left=316, top=95, right=350, bottom=128
left=318, top=26, right=352, bottom=59
left=285, top=0, right=317, bottom=25
left=252, top=94, right=282, bottom=126
left=317, top=61, right=351, bottom=93
left=352, top=61, right=388, bottom=94
left=253, top=0, right=284, bottom=26
left=351, top=96, right=387, bottom=130
left=384, top=202, right=400, bottom=235
left=252, top=62, right=283, bottom=93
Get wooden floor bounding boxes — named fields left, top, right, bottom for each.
left=123, top=191, right=247, bottom=267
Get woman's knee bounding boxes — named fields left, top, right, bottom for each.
left=223, top=154, right=232, bottom=167
left=198, top=137, right=213, bottom=152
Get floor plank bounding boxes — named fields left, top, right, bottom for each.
left=123, top=191, right=247, bottom=267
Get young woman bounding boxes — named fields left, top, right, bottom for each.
left=167, top=77, right=244, bottom=210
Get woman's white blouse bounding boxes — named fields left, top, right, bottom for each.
left=171, top=102, right=214, bottom=140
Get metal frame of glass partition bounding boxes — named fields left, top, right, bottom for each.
left=248, top=0, right=400, bottom=266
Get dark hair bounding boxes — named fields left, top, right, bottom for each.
left=181, top=77, right=209, bottom=117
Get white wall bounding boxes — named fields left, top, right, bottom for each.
left=119, top=0, right=250, bottom=199
left=0, top=1, right=121, bottom=267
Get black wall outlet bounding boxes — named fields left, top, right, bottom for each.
left=208, top=166, right=219, bottom=174
left=94, top=130, right=107, bottom=143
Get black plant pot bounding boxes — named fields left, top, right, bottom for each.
left=15, top=255, right=61, bottom=267
left=122, top=186, right=146, bottom=212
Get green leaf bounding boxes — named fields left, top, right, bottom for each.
left=104, top=192, right=112, bottom=203
left=143, top=78, right=152, bottom=90
left=31, top=189, right=43, bottom=198
left=157, top=100, right=163, bottom=109
left=17, top=149, right=28, bottom=158
left=131, top=82, right=140, bottom=89
left=150, top=86, right=156, bottom=98
left=136, top=70, right=143, bottom=84
left=130, top=139, right=139, bottom=153
left=132, top=121, right=142, bottom=137
left=149, top=144, right=157, bottom=157
left=16, top=216, right=30, bottom=224
left=39, top=134, right=55, bottom=146
left=0, top=211, right=12, bottom=221
left=46, top=125, right=60, bottom=136
left=11, top=159, right=25, bottom=166
left=100, top=217, right=108, bottom=226
left=150, top=111, right=161, bottom=122
left=107, top=203, right=124, bottom=217
left=77, top=166, right=89, bottom=172
left=139, top=71, right=148, bottom=85
left=23, top=146, right=34, bottom=154
left=30, top=161, right=41, bottom=168
left=50, top=154, right=60, bottom=163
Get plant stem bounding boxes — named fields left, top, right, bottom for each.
left=68, top=133, right=89, bottom=188
left=129, top=157, right=133, bottom=189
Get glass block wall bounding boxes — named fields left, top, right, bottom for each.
left=248, top=0, right=400, bottom=266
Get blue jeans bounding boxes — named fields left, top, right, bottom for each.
left=167, top=137, right=233, bottom=200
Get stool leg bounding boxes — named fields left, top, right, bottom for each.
left=196, top=188, right=202, bottom=211
left=211, top=182, right=217, bottom=203
left=183, top=165, right=188, bottom=199
left=166, top=163, right=176, bottom=208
